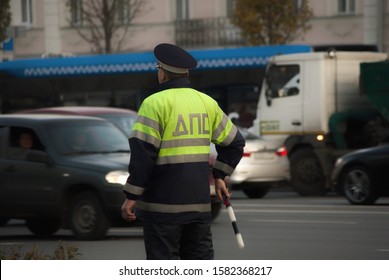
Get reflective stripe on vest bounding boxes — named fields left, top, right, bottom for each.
left=131, top=88, right=237, bottom=165
left=136, top=200, right=211, bottom=213
left=213, top=160, right=235, bottom=176
left=124, top=183, right=144, bottom=196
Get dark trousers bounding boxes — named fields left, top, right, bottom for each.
left=143, top=220, right=214, bottom=260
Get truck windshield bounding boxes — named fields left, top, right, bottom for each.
left=266, top=65, right=300, bottom=99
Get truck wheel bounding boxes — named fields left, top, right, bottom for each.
left=243, top=186, right=270, bottom=198
left=290, top=148, right=326, bottom=196
left=340, top=166, right=378, bottom=205
left=26, top=218, right=60, bottom=236
left=69, top=192, right=110, bottom=240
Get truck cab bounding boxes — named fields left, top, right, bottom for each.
left=253, top=51, right=388, bottom=196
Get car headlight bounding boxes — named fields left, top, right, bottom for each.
left=335, top=157, right=343, bottom=166
left=105, top=171, right=129, bottom=185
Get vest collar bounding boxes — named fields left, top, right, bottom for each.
left=158, top=77, right=192, bottom=91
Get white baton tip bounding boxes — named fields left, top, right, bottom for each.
left=236, top=233, right=245, bottom=249
left=227, top=206, right=236, bottom=222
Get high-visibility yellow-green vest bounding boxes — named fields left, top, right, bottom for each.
left=124, top=78, right=244, bottom=223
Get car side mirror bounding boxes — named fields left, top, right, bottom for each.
left=265, top=88, right=272, bottom=106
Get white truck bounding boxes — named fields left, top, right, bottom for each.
left=252, top=50, right=389, bottom=196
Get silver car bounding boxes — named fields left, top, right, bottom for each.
left=229, top=127, right=290, bottom=198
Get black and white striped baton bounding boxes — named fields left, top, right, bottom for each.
left=223, top=196, right=245, bottom=249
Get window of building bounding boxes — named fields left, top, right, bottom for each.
left=176, top=0, right=189, bottom=20
left=226, top=0, right=236, bottom=17
left=70, top=0, right=83, bottom=26
left=116, top=0, right=128, bottom=24
left=338, top=0, right=355, bottom=14
left=294, top=0, right=304, bottom=12
left=294, top=0, right=302, bottom=8
left=21, top=0, right=33, bottom=25
left=116, top=0, right=131, bottom=24
left=116, top=0, right=125, bottom=23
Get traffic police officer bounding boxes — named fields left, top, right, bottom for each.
left=121, top=43, right=245, bottom=260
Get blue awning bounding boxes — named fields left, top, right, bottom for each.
left=0, top=45, right=311, bottom=78
left=192, top=45, right=311, bottom=69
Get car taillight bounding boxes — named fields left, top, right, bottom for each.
left=276, top=146, right=288, bottom=157
left=243, top=152, right=251, bottom=157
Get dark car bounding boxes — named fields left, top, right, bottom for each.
left=18, top=106, right=222, bottom=218
left=0, top=114, right=131, bottom=239
left=331, top=144, right=389, bottom=205
left=20, top=106, right=138, bottom=137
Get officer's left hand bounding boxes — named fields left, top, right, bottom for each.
left=121, top=199, right=137, bottom=221
left=215, top=178, right=230, bottom=202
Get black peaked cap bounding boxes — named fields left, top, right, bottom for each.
left=154, top=43, right=197, bottom=69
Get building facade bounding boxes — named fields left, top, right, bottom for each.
left=2, top=0, right=389, bottom=59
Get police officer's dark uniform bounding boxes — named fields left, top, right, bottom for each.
left=122, top=43, right=245, bottom=260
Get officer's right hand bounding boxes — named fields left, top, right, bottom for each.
left=121, top=199, right=137, bottom=222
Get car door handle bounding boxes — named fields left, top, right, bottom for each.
left=4, top=166, right=16, bottom=172
left=292, top=121, right=301, bottom=126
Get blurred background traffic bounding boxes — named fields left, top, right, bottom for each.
left=0, top=0, right=389, bottom=240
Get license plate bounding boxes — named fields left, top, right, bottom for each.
left=253, top=152, right=275, bottom=160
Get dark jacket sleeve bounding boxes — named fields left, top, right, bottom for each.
left=212, top=128, right=245, bottom=179
left=124, top=138, right=158, bottom=200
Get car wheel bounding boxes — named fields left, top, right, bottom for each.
left=26, top=218, right=60, bottom=236
left=290, top=148, right=326, bottom=196
left=341, top=166, right=378, bottom=205
left=243, top=186, right=270, bottom=198
left=69, top=192, right=110, bottom=240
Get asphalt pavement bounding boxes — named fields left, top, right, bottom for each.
left=1, top=188, right=389, bottom=260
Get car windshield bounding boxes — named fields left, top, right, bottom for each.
left=45, top=120, right=130, bottom=155
left=96, top=113, right=137, bottom=137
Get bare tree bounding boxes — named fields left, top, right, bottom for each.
left=0, top=0, right=11, bottom=43
left=66, top=0, right=150, bottom=54
left=232, top=0, right=313, bottom=45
